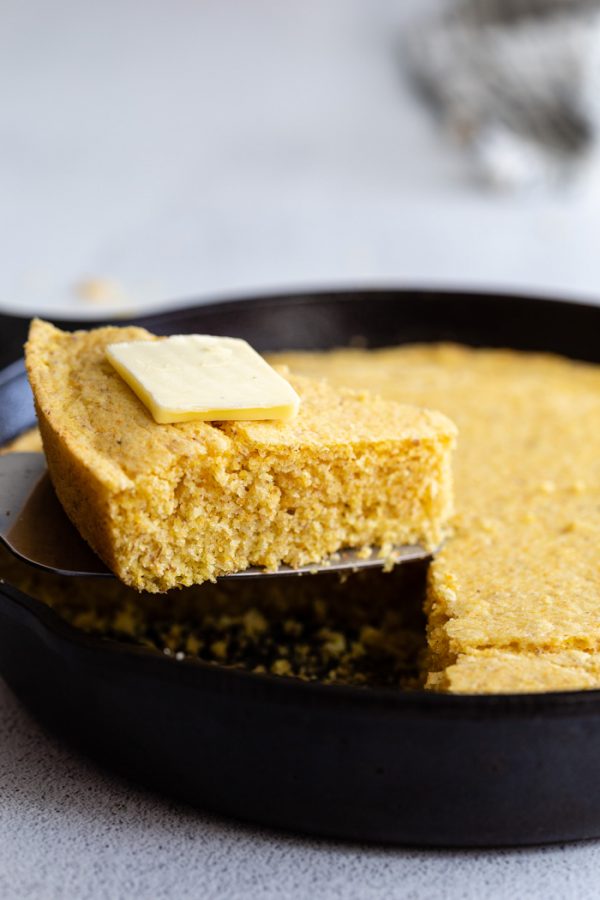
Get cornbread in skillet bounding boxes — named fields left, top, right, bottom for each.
left=270, top=343, right=600, bottom=694
left=24, top=320, right=456, bottom=593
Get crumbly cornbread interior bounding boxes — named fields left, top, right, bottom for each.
left=24, top=321, right=456, bottom=593
left=270, top=344, right=600, bottom=693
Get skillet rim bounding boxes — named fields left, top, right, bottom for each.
left=2, top=286, right=600, bottom=712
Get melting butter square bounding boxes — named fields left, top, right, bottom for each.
left=105, top=334, right=300, bottom=424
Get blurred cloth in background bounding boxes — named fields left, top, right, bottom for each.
left=5, top=0, right=600, bottom=318
left=405, top=0, right=600, bottom=188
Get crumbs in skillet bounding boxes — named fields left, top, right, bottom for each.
left=0, top=545, right=427, bottom=689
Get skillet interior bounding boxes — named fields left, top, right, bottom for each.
left=2, top=288, right=600, bottom=847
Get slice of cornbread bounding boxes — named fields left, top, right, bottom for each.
left=271, top=343, right=600, bottom=694
left=25, top=320, right=456, bottom=593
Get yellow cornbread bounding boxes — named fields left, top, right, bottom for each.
left=430, top=649, right=600, bottom=694
left=271, top=343, right=600, bottom=694
left=25, top=321, right=456, bottom=593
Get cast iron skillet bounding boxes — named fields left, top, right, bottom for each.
left=2, top=288, right=600, bottom=848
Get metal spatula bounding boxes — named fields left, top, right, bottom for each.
left=0, top=453, right=431, bottom=580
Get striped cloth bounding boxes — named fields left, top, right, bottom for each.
left=404, top=0, right=600, bottom=187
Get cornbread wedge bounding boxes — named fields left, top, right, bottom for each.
left=25, top=320, right=456, bottom=593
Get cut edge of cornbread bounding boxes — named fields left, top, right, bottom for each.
left=422, top=564, right=458, bottom=679
left=426, top=648, right=600, bottom=694
left=25, top=320, right=457, bottom=593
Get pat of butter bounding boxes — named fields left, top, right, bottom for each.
left=105, top=334, right=301, bottom=424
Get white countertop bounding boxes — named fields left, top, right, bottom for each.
left=3, top=1, right=600, bottom=897
left=2, top=679, right=598, bottom=900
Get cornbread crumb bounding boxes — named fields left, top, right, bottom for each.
left=74, top=277, right=131, bottom=306
left=25, top=320, right=456, bottom=593
left=271, top=659, right=293, bottom=676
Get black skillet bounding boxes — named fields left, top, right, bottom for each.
left=2, top=288, right=600, bottom=848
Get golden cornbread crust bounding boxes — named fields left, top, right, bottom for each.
left=272, top=343, right=600, bottom=695
left=25, top=321, right=456, bottom=593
